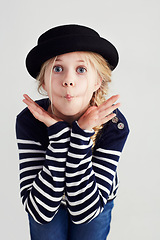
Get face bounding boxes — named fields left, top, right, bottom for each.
left=43, top=52, right=101, bottom=122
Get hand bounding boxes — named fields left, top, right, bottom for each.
left=78, top=95, right=120, bottom=131
left=23, top=94, right=62, bottom=127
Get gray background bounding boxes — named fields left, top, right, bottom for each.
left=1, top=0, right=159, bottom=239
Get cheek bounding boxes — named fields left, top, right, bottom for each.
left=83, top=77, right=97, bottom=95
left=79, top=86, right=95, bottom=106
left=76, top=77, right=92, bottom=94
left=76, top=85, right=88, bottom=96
left=45, top=78, right=60, bottom=96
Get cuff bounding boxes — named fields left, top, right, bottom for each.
left=72, top=121, right=95, bottom=137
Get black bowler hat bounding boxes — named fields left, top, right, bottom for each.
left=26, top=24, right=119, bottom=79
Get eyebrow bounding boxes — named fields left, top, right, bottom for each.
left=56, top=58, right=85, bottom=63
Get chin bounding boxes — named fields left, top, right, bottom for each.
left=59, top=107, right=86, bottom=121
left=54, top=102, right=89, bottom=120
left=62, top=109, right=81, bottom=116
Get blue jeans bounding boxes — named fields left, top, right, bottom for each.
left=28, top=200, right=114, bottom=240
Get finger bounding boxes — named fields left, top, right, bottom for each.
left=23, top=94, right=35, bottom=107
left=99, top=95, right=120, bottom=111
left=84, top=106, right=97, bottom=116
left=23, top=95, right=59, bottom=127
left=107, top=94, right=120, bottom=105
left=23, top=94, right=34, bottom=104
left=107, top=102, right=121, bottom=114
left=23, top=95, right=43, bottom=117
left=101, top=113, right=116, bottom=125
left=27, top=105, right=40, bottom=119
left=98, top=102, right=120, bottom=120
left=23, top=94, right=42, bottom=111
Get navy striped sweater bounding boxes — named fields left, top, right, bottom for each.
left=16, top=98, right=129, bottom=224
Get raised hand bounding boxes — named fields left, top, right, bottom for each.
left=78, top=95, right=120, bottom=131
left=23, top=94, right=61, bottom=127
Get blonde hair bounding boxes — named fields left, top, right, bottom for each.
left=36, top=51, right=112, bottom=146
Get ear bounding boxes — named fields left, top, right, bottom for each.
left=94, top=76, right=102, bottom=92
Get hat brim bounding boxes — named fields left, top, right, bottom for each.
left=26, top=35, right=119, bottom=79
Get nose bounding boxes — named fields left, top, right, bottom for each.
left=63, top=82, right=74, bottom=87
left=62, top=69, right=75, bottom=87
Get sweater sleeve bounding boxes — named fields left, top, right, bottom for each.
left=65, top=109, right=129, bottom=224
left=16, top=113, right=70, bottom=224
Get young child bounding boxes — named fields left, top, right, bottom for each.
left=16, top=24, right=129, bottom=240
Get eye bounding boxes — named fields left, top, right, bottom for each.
left=77, top=67, right=87, bottom=74
left=53, top=66, right=63, bottom=73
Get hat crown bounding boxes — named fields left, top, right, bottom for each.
left=38, top=24, right=99, bottom=45
left=26, top=24, right=119, bottom=78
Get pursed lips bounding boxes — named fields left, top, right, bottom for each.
left=64, top=94, right=74, bottom=101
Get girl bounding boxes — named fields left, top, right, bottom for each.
left=16, top=24, right=129, bottom=240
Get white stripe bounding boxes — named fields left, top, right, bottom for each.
left=33, top=182, right=62, bottom=202
left=20, top=157, right=45, bottom=164
left=17, top=139, right=41, bottom=146
left=49, top=166, right=65, bottom=172
left=92, top=162, right=115, bottom=176
left=66, top=156, right=92, bottom=168
left=93, top=155, right=118, bottom=166
left=27, top=204, right=42, bottom=224
left=75, top=121, right=94, bottom=134
left=50, top=137, right=70, bottom=143
left=43, top=165, right=51, bottom=176
left=48, top=145, right=68, bottom=153
left=61, top=200, right=67, bottom=205
left=88, top=206, right=101, bottom=222
left=95, top=172, right=112, bottom=185
left=41, top=169, right=65, bottom=182
left=68, top=151, right=86, bottom=159
left=43, top=166, right=65, bottom=182
left=71, top=132, right=90, bottom=141
left=67, top=181, right=94, bottom=196
left=49, top=127, right=70, bottom=139
left=52, top=176, right=65, bottom=182
left=29, top=192, right=53, bottom=222
left=98, top=191, right=107, bottom=205
left=96, top=183, right=110, bottom=195
left=84, top=129, right=94, bottom=134
left=109, top=187, right=118, bottom=199
left=72, top=208, right=100, bottom=224
left=46, top=155, right=66, bottom=162
left=35, top=196, right=59, bottom=212
left=20, top=174, right=36, bottom=184
left=66, top=170, right=94, bottom=187
left=68, top=194, right=100, bottom=216
left=112, top=174, right=115, bottom=194
left=20, top=166, right=42, bottom=174
left=23, top=197, right=27, bottom=209
left=26, top=199, right=37, bottom=220
left=66, top=161, right=92, bottom=177
left=67, top=184, right=97, bottom=206
left=19, top=149, right=46, bottom=154
left=38, top=173, right=64, bottom=192
left=20, top=184, right=32, bottom=193
left=70, top=141, right=92, bottom=149
left=96, top=148, right=121, bottom=157
left=108, top=184, right=119, bottom=199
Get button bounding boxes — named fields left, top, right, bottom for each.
left=117, top=122, right=124, bottom=129
left=112, top=116, right=118, bottom=123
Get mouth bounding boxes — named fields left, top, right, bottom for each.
left=64, top=94, right=74, bottom=101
